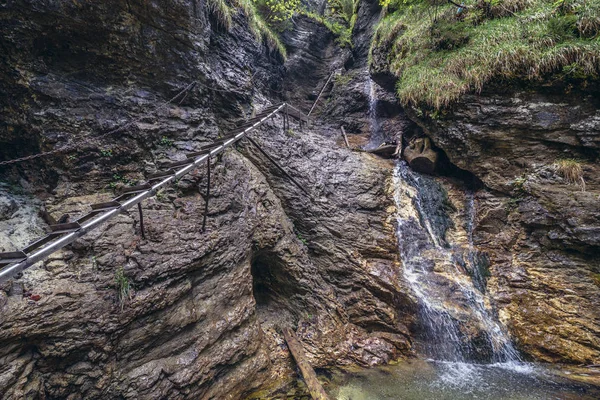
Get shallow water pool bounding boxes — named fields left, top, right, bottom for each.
left=326, top=360, right=600, bottom=400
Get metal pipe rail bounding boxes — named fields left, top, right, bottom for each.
left=0, top=103, right=302, bottom=284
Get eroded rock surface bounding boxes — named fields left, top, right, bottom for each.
left=0, top=1, right=415, bottom=398
left=404, top=87, right=600, bottom=364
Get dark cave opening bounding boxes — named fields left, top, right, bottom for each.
left=250, top=253, right=294, bottom=309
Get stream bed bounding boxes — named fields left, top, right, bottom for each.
left=326, top=359, right=600, bottom=400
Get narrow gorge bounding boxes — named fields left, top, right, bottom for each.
left=0, top=0, right=599, bottom=399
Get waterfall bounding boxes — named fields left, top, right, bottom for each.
left=365, top=78, right=383, bottom=150
left=393, top=162, right=524, bottom=366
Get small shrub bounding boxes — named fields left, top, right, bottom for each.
left=114, top=267, right=132, bottom=311
left=109, top=174, right=134, bottom=190
left=160, top=136, right=173, bottom=147
left=512, top=174, right=528, bottom=195
left=555, top=159, right=585, bottom=191
left=296, top=232, right=308, bottom=246
left=334, top=72, right=353, bottom=86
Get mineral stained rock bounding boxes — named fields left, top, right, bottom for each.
left=0, top=1, right=414, bottom=398
left=404, top=86, right=600, bottom=365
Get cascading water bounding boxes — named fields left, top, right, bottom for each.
left=365, top=78, right=383, bottom=150
left=328, top=165, right=599, bottom=397
left=393, top=161, right=525, bottom=373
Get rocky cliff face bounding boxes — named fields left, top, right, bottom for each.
left=0, top=1, right=415, bottom=398
left=397, top=84, right=600, bottom=364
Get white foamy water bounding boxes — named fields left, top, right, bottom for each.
left=392, top=162, right=523, bottom=364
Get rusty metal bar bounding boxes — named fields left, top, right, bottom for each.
left=147, top=169, right=176, bottom=181
left=49, top=222, right=81, bottom=234
left=0, top=252, right=27, bottom=267
left=22, top=234, right=59, bottom=254
left=91, top=201, right=121, bottom=211
left=0, top=103, right=289, bottom=284
left=75, top=211, right=103, bottom=224
left=340, top=126, right=350, bottom=148
left=138, top=202, right=145, bottom=239
left=120, top=184, right=152, bottom=195
left=308, top=71, right=334, bottom=117
left=164, top=158, right=194, bottom=169
left=185, top=150, right=211, bottom=159
left=245, top=136, right=313, bottom=200
left=282, top=327, right=331, bottom=400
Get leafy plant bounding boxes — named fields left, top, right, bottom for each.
left=159, top=136, right=173, bottom=147
left=511, top=174, right=528, bottom=196
left=114, top=266, right=132, bottom=311
left=253, top=0, right=301, bottom=30
left=296, top=232, right=308, bottom=246
left=155, top=189, right=168, bottom=202
left=100, top=149, right=113, bottom=157
left=109, top=174, right=134, bottom=190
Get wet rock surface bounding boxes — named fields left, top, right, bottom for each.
left=0, top=1, right=414, bottom=398
left=403, top=86, right=600, bottom=365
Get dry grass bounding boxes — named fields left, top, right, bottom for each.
left=555, top=159, right=586, bottom=191
left=370, top=0, right=600, bottom=109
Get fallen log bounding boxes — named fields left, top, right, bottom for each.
left=282, top=327, right=330, bottom=400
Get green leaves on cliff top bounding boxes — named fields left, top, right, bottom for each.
left=207, top=0, right=287, bottom=58
left=371, top=0, right=600, bottom=109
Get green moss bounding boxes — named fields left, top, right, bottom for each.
left=303, top=0, right=359, bottom=47
left=591, top=273, right=600, bottom=287
left=208, top=0, right=287, bottom=59
left=370, top=0, right=600, bottom=109
left=207, top=0, right=233, bottom=29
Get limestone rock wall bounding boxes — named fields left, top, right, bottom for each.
left=0, top=1, right=415, bottom=398
left=404, top=86, right=600, bottom=364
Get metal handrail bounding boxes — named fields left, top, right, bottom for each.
left=0, top=103, right=306, bottom=284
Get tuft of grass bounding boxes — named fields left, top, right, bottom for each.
left=205, top=0, right=287, bottom=58
left=370, top=0, right=600, bottom=109
left=555, top=158, right=585, bottom=190
left=234, top=0, right=288, bottom=58
left=207, top=0, right=233, bottom=30
left=114, top=266, right=132, bottom=311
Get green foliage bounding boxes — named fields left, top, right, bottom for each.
left=155, top=189, right=168, bottom=202
left=370, top=0, right=600, bottom=109
left=511, top=174, right=528, bottom=196
left=100, top=149, right=113, bottom=157
left=207, top=0, right=233, bottom=29
left=296, top=232, right=308, bottom=246
left=334, top=72, right=354, bottom=85
left=236, top=0, right=288, bottom=57
left=592, top=273, right=600, bottom=287
left=205, top=0, right=287, bottom=58
left=109, top=174, right=134, bottom=190
left=329, top=0, right=357, bottom=23
left=114, top=266, right=132, bottom=311
left=253, top=0, right=301, bottom=29
left=159, top=136, right=173, bottom=147
left=303, top=0, right=359, bottom=47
